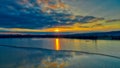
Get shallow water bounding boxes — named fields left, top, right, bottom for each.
left=0, top=38, right=120, bottom=68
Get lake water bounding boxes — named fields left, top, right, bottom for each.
left=0, top=38, right=120, bottom=68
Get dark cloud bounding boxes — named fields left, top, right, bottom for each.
left=0, top=0, right=105, bottom=29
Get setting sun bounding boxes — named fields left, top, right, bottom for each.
left=54, top=29, right=60, bottom=32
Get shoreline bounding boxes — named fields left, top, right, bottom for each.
left=0, top=31, right=120, bottom=40
left=0, top=34, right=120, bottom=40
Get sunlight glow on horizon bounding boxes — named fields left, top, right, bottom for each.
left=0, top=20, right=120, bottom=33
left=54, top=29, right=60, bottom=32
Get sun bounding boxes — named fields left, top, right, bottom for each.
left=54, top=29, right=60, bottom=32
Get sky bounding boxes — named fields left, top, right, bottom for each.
left=0, top=0, right=120, bottom=33
left=64, top=0, right=120, bottom=19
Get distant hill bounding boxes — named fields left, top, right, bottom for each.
left=63, top=31, right=120, bottom=39
left=0, top=31, right=120, bottom=40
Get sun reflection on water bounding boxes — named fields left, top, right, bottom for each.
left=55, top=38, right=60, bottom=50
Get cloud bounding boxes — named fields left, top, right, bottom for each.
left=0, top=0, right=102, bottom=29
left=0, top=0, right=74, bottom=29
left=0, top=0, right=120, bottom=32
left=0, top=19, right=120, bottom=33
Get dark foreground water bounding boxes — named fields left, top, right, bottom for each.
left=0, top=38, right=120, bottom=68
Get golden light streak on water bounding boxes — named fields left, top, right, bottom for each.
left=55, top=38, right=60, bottom=50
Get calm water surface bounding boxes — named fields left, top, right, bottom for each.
left=0, top=38, right=120, bottom=68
